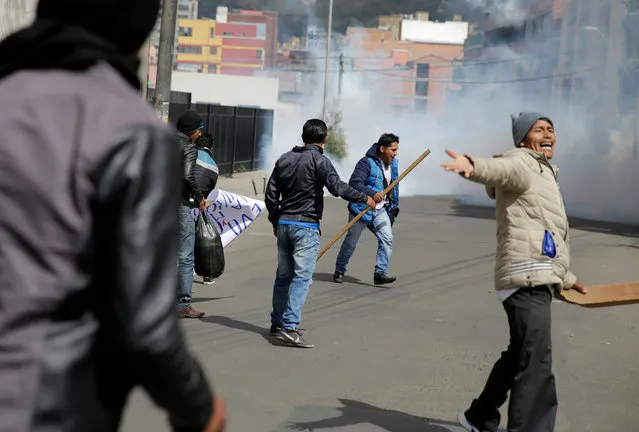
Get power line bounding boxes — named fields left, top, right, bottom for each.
left=266, top=65, right=603, bottom=85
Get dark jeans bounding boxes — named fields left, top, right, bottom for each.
left=177, top=204, right=195, bottom=308
left=465, top=286, right=557, bottom=432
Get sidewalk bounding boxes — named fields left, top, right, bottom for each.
left=216, top=170, right=269, bottom=198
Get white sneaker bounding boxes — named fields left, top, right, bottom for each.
left=458, top=412, right=480, bottom=432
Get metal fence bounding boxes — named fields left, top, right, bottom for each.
left=145, top=90, right=273, bottom=175
left=167, top=98, right=273, bottom=176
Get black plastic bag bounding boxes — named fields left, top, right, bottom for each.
left=194, top=210, right=225, bottom=279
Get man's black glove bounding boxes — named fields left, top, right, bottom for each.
left=389, top=207, right=399, bottom=226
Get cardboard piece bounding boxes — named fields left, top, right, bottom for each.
left=560, top=282, right=639, bottom=308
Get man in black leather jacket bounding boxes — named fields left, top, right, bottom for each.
left=176, top=110, right=209, bottom=318
left=0, top=1, right=225, bottom=431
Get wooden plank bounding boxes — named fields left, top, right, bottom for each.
left=559, top=282, right=639, bottom=308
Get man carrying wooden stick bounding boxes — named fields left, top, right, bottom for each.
left=265, top=119, right=377, bottom=348
left=333, top=133, right=400, bottom=285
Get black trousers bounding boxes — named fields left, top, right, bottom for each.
left=465, top=286, right=558, bottom=432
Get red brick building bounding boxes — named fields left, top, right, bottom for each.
left=216, top=22, right=266, bottom=76
left=228, top=10, right=278, bottom=68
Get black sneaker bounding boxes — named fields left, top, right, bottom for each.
left=269, top=324, right=281, bottom=335
left=333, top=272, right=344, bottom=283
left=276, top=328, right=314, bottom=348
left=374, top=273, right=397, bottom=285
left=202, top=277, right=215, bottom=285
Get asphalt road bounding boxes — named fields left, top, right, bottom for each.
left=121, top=196, right=639, bottom=432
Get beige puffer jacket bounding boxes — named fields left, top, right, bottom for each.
left=467, top=147, right=577, bottom=293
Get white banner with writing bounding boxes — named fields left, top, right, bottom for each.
left=191, top=189, right=266, bottom=248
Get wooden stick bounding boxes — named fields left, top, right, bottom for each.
left=559, top=281, right=639, bottom=308
left=316, top=149, right=431, bottom=261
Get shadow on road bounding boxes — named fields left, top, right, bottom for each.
left=451, top=201, right=639, bottom=239
left=286, top=399, right=480, bottom=432
left=313, top=272, right=378, bottom=288
left=199, top=315, right=291, bottom=347
left=191, top=296, right=233, bottom=303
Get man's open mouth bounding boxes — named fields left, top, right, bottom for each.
left=540, top=142, right=553, bottom=149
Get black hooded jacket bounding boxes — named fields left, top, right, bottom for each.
left=265, top=145, right=367, bottom=226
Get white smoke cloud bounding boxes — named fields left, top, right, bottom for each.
left=265, top=3, right=639, bottom=225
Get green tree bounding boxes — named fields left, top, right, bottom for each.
left=323, top=106, right=348, bottom=161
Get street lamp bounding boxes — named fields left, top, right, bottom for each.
left=321, top=0, right=333, bottom=121
left=582, top=26, right=607, bottom=42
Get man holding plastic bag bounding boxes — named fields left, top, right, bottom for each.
left=177, top=110, right=214, bottom=318
left=193, top=132, right=221, bottom=285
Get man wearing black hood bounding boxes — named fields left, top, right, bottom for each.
left=0, top=1, right=225, bottom=431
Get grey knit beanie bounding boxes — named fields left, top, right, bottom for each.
left=511, top=112, right=553, bottom=147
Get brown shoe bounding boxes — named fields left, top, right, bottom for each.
left=178, top=304, right=205, bottom=318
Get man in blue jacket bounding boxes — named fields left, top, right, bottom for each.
left=333, top=133, right=400, bottom=285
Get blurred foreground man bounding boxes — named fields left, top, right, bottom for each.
left=265, top=119, right=376, bottom=348
left=0, top=1, right=225, bottom=431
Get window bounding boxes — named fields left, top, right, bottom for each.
left=577, top=34, right=587, bottom=64
left=568, top=0, right=578, bottom=25
left=572, top=77, right=585, bottom=105
left=223, top=32, right=233, bottom=36
left=599, top=3, right=611, bottom=36
left=562, top=78, right=571, bottom=103
left=256, top=50, right=264, bottom=59
left=177, top=45, right=202, bottom=54
left=579, top=0, right=591, bottom=26
left=207, top=65, right=217, bottom=74
left=210, top=28, right=216, bottom=38
left=415, top=81, right=428, bottom=96
left=416, top=63, right=430, bottom=78
left=178, top=26, right=192, bottom=37
left=209, top=46, right=218, bottom=56
left=414, top=99, right=428, bottom=112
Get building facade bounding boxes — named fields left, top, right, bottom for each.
left=175, top=17, right=267, bottom=76
left=228, top=9, right=278, bottom=68
left=345, top=16, right=468, bottom=116
left=453, top=0, right=562, bottom=108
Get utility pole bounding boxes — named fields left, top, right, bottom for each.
left=321, top=0, right=333, bottom=120
left=154, top=0, right=178, bottom=124
left=338, top=52, right=344, bottom=98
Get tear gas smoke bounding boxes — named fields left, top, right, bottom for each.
left=266, top=2, right=638, bottom=224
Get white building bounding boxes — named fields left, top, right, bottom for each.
left=171, top=72, right=279, bottom=110
left=400, top=19, right=469, bottom=45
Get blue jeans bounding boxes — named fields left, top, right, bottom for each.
left=335, top=208, right=393, bottom=275
left=177, top=204, right=195, bottom=308
left=271, top=224, right=320, bottom=330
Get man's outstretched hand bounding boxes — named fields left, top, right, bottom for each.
left=441, top=149, right=474, bottom=178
